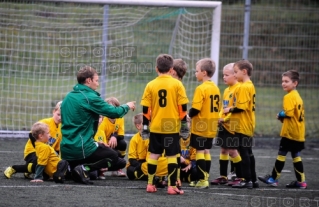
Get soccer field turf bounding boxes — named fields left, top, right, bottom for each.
left=1, top=138, right=319, bottom=207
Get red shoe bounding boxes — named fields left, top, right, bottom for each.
left=167, top=186, right=184, bottom=195
left=210, top=176, right=228, bottom=185
left=146, top=184, right=157, bottom=193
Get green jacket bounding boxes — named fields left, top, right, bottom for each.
left=60, top=84, right=129, bottom=161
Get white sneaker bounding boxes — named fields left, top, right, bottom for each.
left=227, top=171, right=237, bottom=181
left=111, top=169, right=126, bottom=177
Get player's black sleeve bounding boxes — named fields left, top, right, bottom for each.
left=142, top=106, right=150, bottom=125
left=189, top=108, right=200, bottom=118
left=230, top=107, right=244, bottom=113
left=181, top=104, right=187, bottom=121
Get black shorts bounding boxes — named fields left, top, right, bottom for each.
left=148, top=132, right=180, bottom=156
left=279, top=137, right=305, bottom=152
left=190, top=133, right=213, bottom=151
left=236, top=133, right=255, bottom=148
left=214, top=126, right=238, bottom=149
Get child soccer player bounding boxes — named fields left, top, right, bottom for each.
left=98, top=97, right=127, bottom=177
left=126, top=113, right=167, bottom=187
left=4, top=101, right=62, bottom=179
left=141, top=54, right=189, bottom=195
left=210, top=63, right=243, bottom=186
left=29, top=122, right=69, bottom=183
left=258, top=70, right=307, bottom=189
left=189, top=58, right=221, bottom=189
left=223, top=60, right=257, bottom=189
left=171, top=58, right=188, bottom=189
left=179, top=116, right=197, bottom=187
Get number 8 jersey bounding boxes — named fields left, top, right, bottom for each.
left=140, top=74, right=189, bottom=134
left=191, top=80, right=221, bottom=138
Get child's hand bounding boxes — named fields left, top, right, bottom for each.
left=108, top=136, right=117, bottom=148
left=180, top=156, right=185, bottom=164
left=276, top=113, right=283, bottom=123
left=223, top=107, right=231, bottom=114
left=30, top=179, right=43, bottom=183
left=218, top=118, right=224, bottom=124
left=181, top=164, right=191, bottom=172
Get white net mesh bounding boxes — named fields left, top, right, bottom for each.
left=0, top=1, right=217, bottom=133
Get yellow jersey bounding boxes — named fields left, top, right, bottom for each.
left=127, top=132, right=149, bottom=164
left=35, top=141, right=61, bottom=178
left=24, top=117, right=61, bottom=158
left=94, top=128, right=107, bottom=143
left=280, top=90, right=305, bottom=142
left=221, top=82, right=241, bottom=134
left=180, top=136, right=196, bottom=166
left=191, top=80, right=221, bottom=138
left=234, top=80, right=256, bottom=137
left=141, top=75, right=189, bottom=133
left=98, top=117, right=124, bottom=144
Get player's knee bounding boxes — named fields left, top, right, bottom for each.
left=126, top=166, right=136, bottom=180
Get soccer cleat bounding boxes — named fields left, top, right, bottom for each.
left=4, top=167, right=16, bottom=179
left=195, top=180, right=209, bottom=189
left=258, top=174, right=278, bottom=187
left=167, top=186, right=184, bottom=195
left=53, top=160, right=69, bottom=183
left=24, top=172, right=33, bottom=179
left=146, top=184, right=157, bottom=193
left=227, top=171, right=237, bottom=181
left=72, top=165, right=92, bottom=185
left=210, top=176, right=228, bottom=185
left=111, top=169, right=126, bottom=177
left=227, top=178, right=243, bottom=186
left=232, top=180, right=253, bottom=189
left=179, top=121, right=190, bottom=140
left=98, top=171, right=106, bottom=180
left=154, top=176, right=166, bottom=188
left=286, top=181, right=307, bottom=189
left=189, top=181, right=196, bottom=187
left=253, top=181, right=259, bottom=188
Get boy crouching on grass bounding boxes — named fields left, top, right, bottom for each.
left=30, top=122, right=69, bottom=183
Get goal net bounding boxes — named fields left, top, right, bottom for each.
left=0, top=0, right=221, bottom=136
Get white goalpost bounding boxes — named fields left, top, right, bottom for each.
left=0, top=0, right=221, bottom=137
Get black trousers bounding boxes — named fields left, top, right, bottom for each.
left=67, top=144, right=119, bottom=172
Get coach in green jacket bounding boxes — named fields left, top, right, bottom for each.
left=61, top=66, right=135, bottom=184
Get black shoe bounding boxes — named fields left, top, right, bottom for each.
left=232, top=180, right=253, bottom=189
left=253, top=181, right=259, bottom=188
left=154, top=176, right=166, bottom=189
left=72, top=165, right=93, bottom=185
left=53, top=160, right=69, bottom=183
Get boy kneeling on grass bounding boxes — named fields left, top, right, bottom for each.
left=30, top=122, right=69, bottom=183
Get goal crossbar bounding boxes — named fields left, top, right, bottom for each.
left=39, top=0, right=221, bottom=8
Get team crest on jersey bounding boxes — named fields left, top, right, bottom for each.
left=115, top=124, right=119, bottom=131
left=48, top=137, right=56, bottom=146
left=181, top=149, right=190, bottom=159
left=229, top=94, right=232, bottom=99
left=98, top=136, right=103, bottom=141
left=223, top=100, right=229, bottom=108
